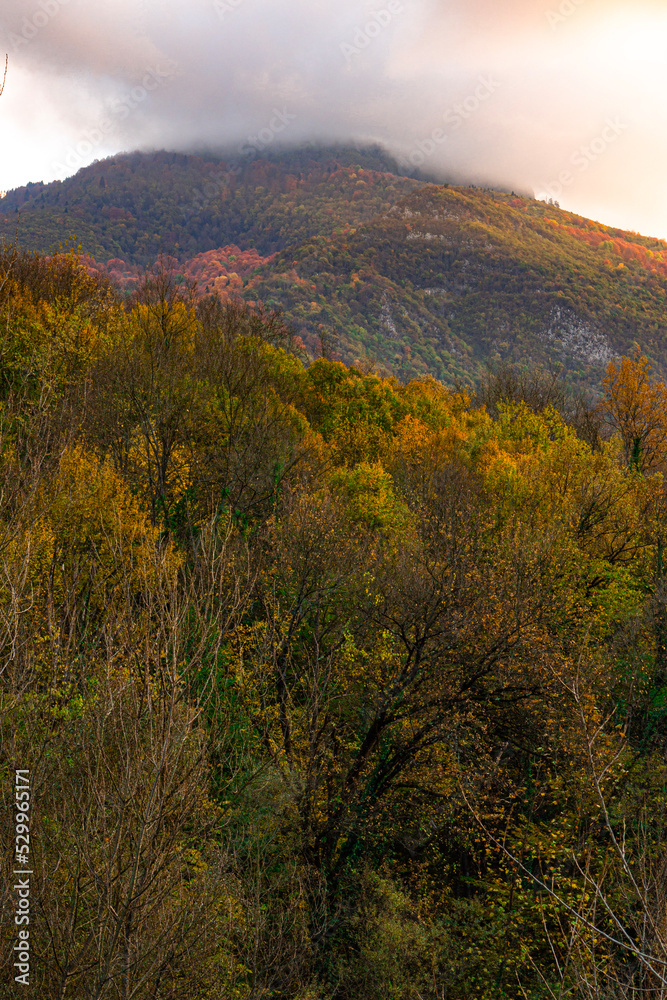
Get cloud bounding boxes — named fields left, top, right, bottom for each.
left=1, top=0, right=667, bottom=237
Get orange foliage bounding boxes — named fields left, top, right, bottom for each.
left=602, top=351, right=667, bottom=471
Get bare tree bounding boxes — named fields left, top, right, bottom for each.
left=0, top=466, right=258, bottom=998
left=460, top=658, right=667, bottom=1000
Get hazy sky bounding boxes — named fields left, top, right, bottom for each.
left=1, top=0, right=667, bottom=239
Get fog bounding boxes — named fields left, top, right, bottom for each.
left=1, top=0, right=667, bottom=237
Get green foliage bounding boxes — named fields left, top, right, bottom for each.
left=329, top=462, right=410, bottom=532
left=2, top=249, right=667, bottom=999
left=6, top=147, right=667, bottom=390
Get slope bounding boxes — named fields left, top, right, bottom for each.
left=239, top=184, right=667, bottom=385
left=0, top=146, right=421, bottom=264
left=2, top=147, right=667, bottom=388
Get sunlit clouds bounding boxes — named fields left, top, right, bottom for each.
left=1, top=0, right=666, bottom=237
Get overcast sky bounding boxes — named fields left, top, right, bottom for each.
left=1, top=0, right=667, bottom=239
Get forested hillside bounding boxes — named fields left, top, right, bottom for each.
left=0, top=146, right=419, bottom=263
left=238, top=185, right=667, bottom=385
left=3, top=146, right=667, bottom=389
left=2, top=247, right=667, bottom=999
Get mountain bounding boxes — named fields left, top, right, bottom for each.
left=0, top=146, right=419, bottom=262
left=242, top=184, right=667, bottom=385
left=3, top=145, right=667, bottom=387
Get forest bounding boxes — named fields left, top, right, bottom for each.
left=1, top=245, right=667, bottom=1000
left=5, top=148, right=667, bottom=388
left=0, top=147, right=419, bottom=264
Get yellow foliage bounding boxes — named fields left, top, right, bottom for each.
left=329, top=461, right=410, bottom=532
left=603, top=351, right=667, bottom=471
left=6, top=444, right=182, bottom=650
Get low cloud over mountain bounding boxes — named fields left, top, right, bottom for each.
left=1, top=0, right=667, bottom=237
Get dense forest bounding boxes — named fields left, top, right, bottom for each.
left=1, top=246, right=667, bottom=999
left=0, top=147, right=419, bottom=263
left=4, top=148, right=667, bottom=387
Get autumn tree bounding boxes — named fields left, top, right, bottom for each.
left=602, top=351, right=667, bottom=472
left=225, top=449, right=585, bottom=983
left=7, top=246, right=667, bottom=999
left=86, top=268, right=310, bottom=537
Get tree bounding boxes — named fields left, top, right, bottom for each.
left=461, top=668, right=667, bottom=1000
left=87, top=267, right=308, bottom=536
left=230, top=456, right=578, bottom=972
left=602, top=352, right=667, bottom=472
left=0, top=462, right=254, bottom=999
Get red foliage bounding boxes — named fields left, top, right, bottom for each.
left=82, top=245, right=277, bottom=301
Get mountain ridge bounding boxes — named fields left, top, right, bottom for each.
left=2, top=145, right=667, bottom=387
